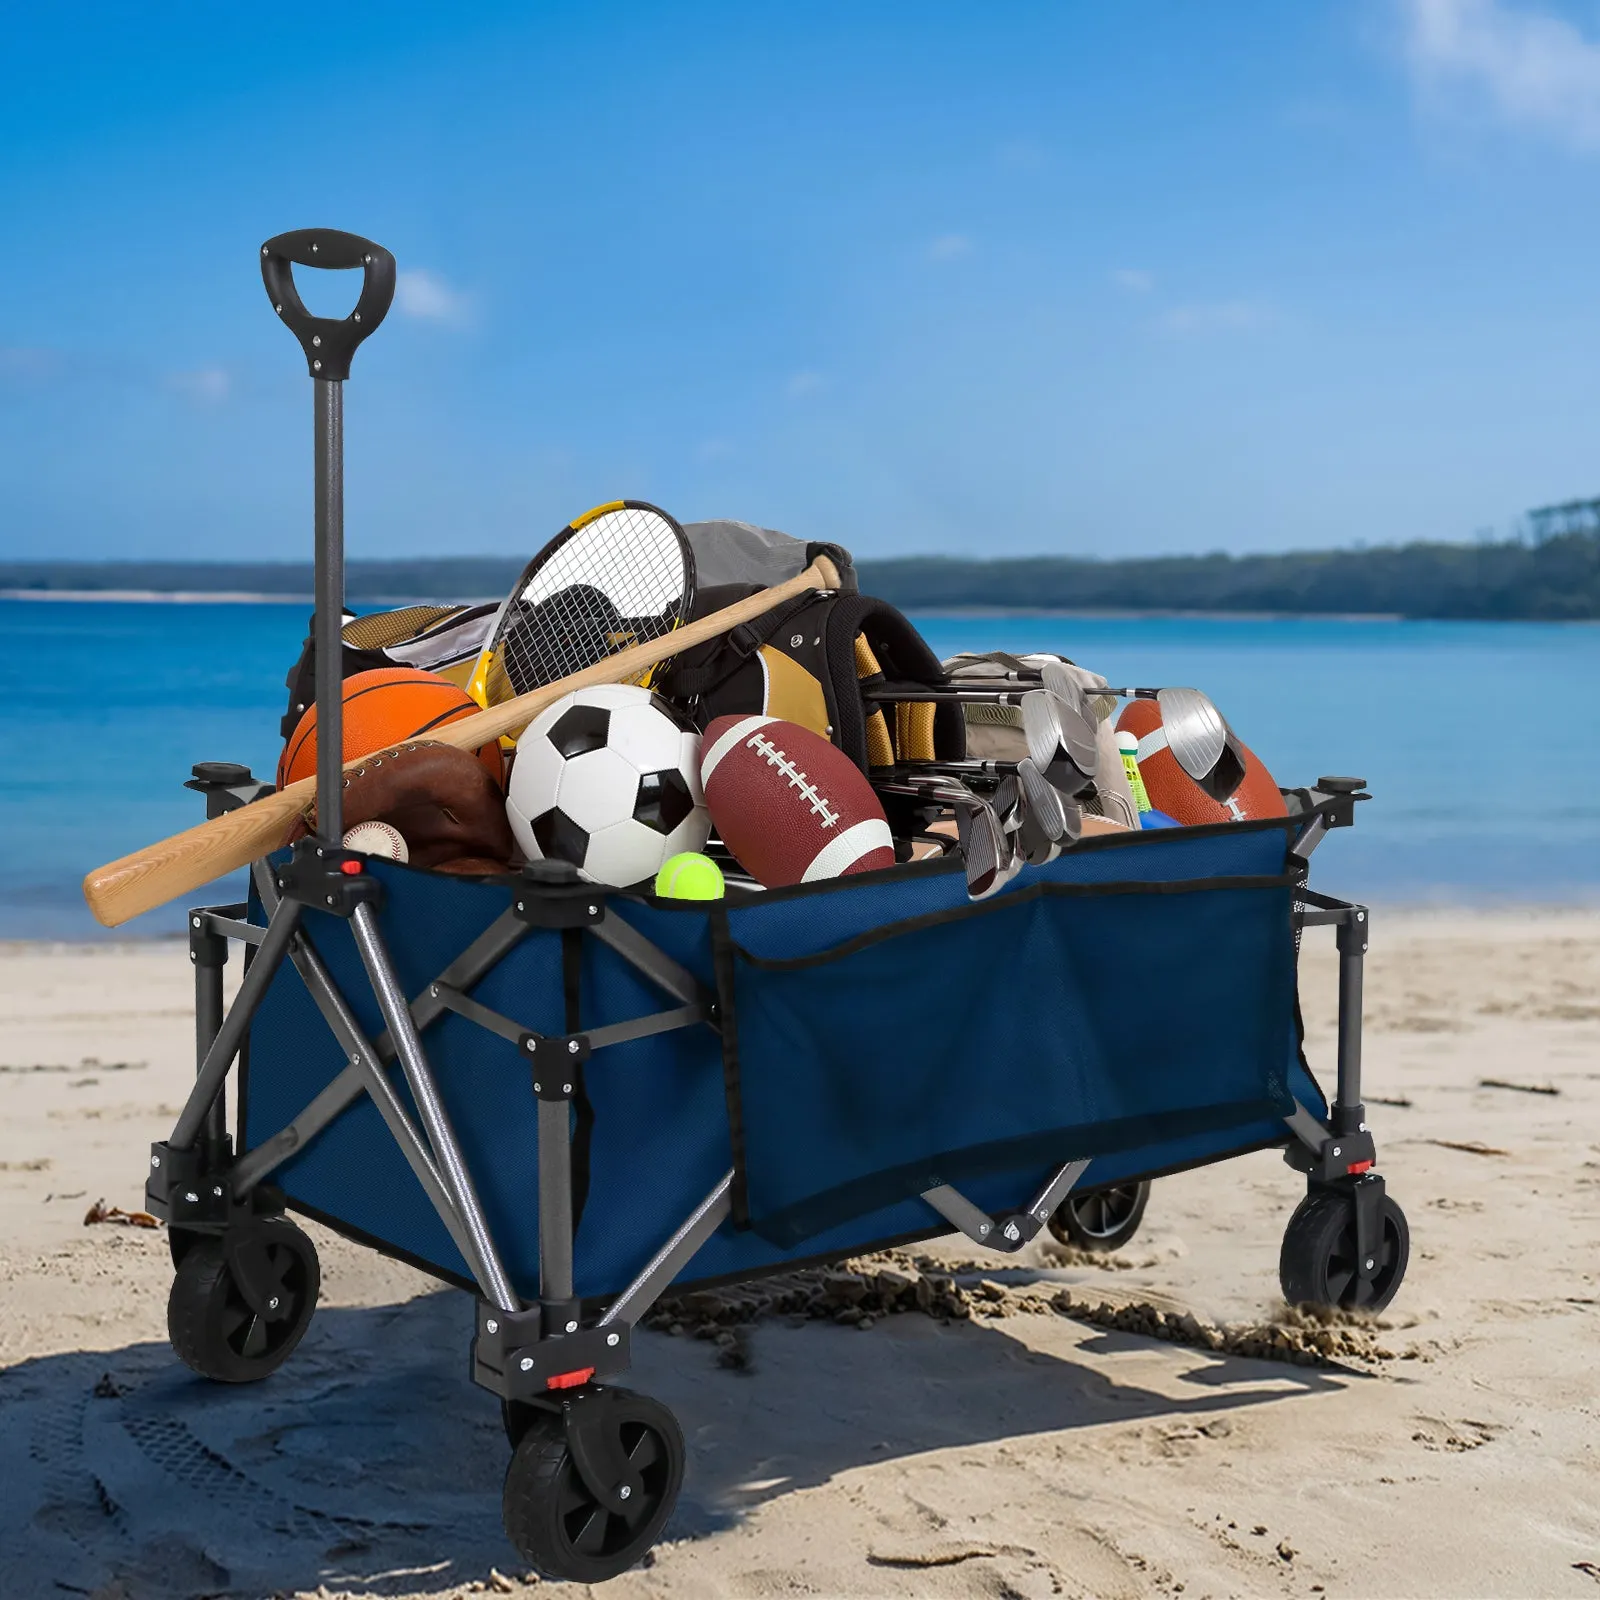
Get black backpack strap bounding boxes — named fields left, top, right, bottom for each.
left=660, top=585, right=819, bottom=700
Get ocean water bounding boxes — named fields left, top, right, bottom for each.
left=0, top=599, right=1595, bottom=940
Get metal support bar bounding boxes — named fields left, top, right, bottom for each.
left=373, top=909, right=529, bottom=1060
left=430, top=983, right=709, bottom=1058
left=350, top=902, right=518, bottom=1311
left=429, top=980, right=531, bottom=1048
left=199, top=912, right=267, bottom=947
left=586, top=1004, right=709, bottom=1050
left=537, top=1099, right=575, bottom=1307
left=170, top=900, right=302, bottom=1151
left=1284, top=1099, right=1331, bottom=1152
left=194, top=928, right=229, bottom=1163
left=1025, top=1159, right=1091, bottom=1224
left=1334, top=907, right=1369, bottom=1130
left=599, top=1172, right=734, bottom=1328
left=231, top=935, right=473, bottom=1265
left=1289, top=814, right=1328, bottom=861
left=921, top=1183, right=998, bottom=1245
left=590, top=915, right=715, bottom=1010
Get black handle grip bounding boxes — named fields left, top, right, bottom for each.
left=260, top=228, right=396, bottom=380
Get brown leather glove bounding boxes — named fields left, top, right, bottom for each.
left=300, top=740, right=515, bottom=874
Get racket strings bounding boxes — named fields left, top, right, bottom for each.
left=487, top=506, right=690, bottom=701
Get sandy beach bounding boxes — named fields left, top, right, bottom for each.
left=1, top=909, right=1597, bottom=1600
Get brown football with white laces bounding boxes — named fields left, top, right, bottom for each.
left=700, top=715, right=896, bottom=887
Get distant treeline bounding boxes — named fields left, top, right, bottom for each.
left=856, top=529, right=1600, bottom=620
left=3, top=529, right=1598, bottom=619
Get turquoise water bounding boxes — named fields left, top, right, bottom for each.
left=1, top=599, right=1596, bottom=939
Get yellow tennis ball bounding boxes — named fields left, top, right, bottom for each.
left=654, top=852, right=725, bottom=900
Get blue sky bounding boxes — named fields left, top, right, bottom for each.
left=5, top=0, right=1600, bottom=563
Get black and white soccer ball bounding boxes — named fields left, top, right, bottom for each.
left=506, top=684, right=709, bottom=887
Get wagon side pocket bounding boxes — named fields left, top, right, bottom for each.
left=713, top=873, right=1300, bottom=1246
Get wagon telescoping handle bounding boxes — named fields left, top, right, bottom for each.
left=260, top=228, right=396, bottom=380
left=261, top=229, right=397, bottom=845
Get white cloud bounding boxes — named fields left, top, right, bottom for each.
left=1159, top=301, right=1277, bottom=335
left=785, top=370, right=825, bottom=397
left=168, top=366, right=231, bottom=405
left=1399, top=0, right=1600, bottom=147
left=395, top=268, right=472, bottom=324
left=1111, top=268, right=1155, bottom=293
left=927, top=233, right=973, bottom=261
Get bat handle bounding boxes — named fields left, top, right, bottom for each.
left=260, top=229, right=396, bottom=381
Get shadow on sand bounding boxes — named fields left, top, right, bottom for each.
left=0, top=1286, right=1348, bottom=1599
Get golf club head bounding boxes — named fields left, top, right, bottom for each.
left=1039, top=657, right=1118, bottom=729
left=1016, top=805, right=1058, bottom=866
left=954, top=795, right=1018, bottom=900
left=993, top=775, right=1022, bottom=834
left=1022, top=687, right=1099, bottom=779
left=1156, top=687, right=1229, bottom=782
left=1016, top=756, right=1069, bottom=842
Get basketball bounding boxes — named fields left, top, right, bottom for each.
left=278, top=668, right=505, bottom=790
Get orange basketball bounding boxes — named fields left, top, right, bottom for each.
left=278, top=668, right=504, bottom=790
left=1117, top=699, right=1285, bottom=826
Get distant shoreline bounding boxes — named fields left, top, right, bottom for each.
left=12, top=591, right=1592, bottom=625
left=10, top=590, right=1599, bottom=624
left=4, top=523, right=1599, bottom=620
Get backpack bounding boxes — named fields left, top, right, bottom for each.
left=659, top=585, right=966, bottom=772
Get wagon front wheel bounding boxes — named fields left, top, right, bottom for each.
left=167, top=1216, right=320, bottom=1383
left=502, top=1386, right=684, bottom=1583
left=1279, top=1187, right=1409, bottom=1312
left=1049, top=1179, right=1151, bottom=1252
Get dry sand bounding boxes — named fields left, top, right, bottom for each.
left=0, top=910, right=1596, bottom=1599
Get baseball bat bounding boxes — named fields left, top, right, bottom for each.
left=82, top=556, right=843, bottom=927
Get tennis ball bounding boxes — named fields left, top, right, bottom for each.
left=654, top=852, right=725, bottom=900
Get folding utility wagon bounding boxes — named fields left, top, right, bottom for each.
left=136, top=230, right=1409, bottom=1585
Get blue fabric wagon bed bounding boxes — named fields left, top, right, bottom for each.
left=242, top=816, right=1320, bottom=1302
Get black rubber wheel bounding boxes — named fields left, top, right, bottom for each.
left=1048, top=1180, right=1151, bottom=1252
left=1279, top=1188, right=1409, bottom=1311
left=502, top=1398, right=540, bottom=1449
left=502, top=1387, right=684, bottom=1583
left=167, top=1216, right=320, bottom=1383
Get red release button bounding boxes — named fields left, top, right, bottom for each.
left=340, top=859, right=362, bottom=875
left=546, top=1367, right=595, bottom=1391
left=1346, top=1159, right=1373, bottom=1175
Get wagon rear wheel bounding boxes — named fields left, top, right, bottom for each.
left=502, top=1386, right=683, bottom=1583
left=1048, top=1179, right=1151, bottom=1252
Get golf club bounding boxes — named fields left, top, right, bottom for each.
left=1094, top=685, right=1230, bottom=783
left=873, top=775, right=1018, bottom=899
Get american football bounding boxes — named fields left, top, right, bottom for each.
left=1117, top=699, right=1286, bottom=826
left=701, top=714, right=896, bottom=887
left=506, top=684, right=710, bottom=886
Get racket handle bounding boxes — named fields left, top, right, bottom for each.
left=261, top=230, right=396, bottom=380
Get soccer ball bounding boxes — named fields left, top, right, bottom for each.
left=506, top=684, right=710, bottom=887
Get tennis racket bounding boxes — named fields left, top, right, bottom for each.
left=467, top=500, right=695, bottom=718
